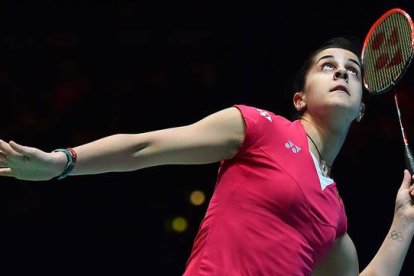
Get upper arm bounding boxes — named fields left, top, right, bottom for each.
left=137, top=106, right=246, bottom=167
left=313, top=233, right=359, bottom=276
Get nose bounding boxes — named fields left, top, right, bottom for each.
left=333, top=68, right=349, bottom=83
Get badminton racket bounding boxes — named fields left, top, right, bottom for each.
left=361, top=7, right=414, bottom=175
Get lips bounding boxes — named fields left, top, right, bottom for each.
left=330, top=85, right=349, bottom=95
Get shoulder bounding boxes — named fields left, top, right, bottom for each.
left=229, top=104, right=296, bottom=150
left=232, top=104, right=291, bottom=126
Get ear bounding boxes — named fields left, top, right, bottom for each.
left=356, top=102, right=365, bottom=122
left=293, top=92, right=306, bottom=111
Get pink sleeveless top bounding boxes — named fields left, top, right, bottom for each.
left=183, top=105, right=348, bottom=276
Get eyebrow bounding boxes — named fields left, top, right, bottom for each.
left=317, top=55, right=361, bottom=68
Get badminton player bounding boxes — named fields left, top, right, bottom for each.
left=0, top=37, right=413, bottom=275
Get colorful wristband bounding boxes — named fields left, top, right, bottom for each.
left=53, top=148, right=78, bottom=180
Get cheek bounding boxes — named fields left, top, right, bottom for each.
left=305, top=77, right=327, bottom=99
left=352, top=84, right=363, bottom=101
left=305, top=74, right=319, bottom=90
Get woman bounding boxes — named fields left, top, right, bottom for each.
left=0, top=37, right=413, bottom=275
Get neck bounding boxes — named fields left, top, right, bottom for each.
left=300, top=115, right=349, bottom=167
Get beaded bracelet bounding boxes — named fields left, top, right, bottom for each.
left=53, top=148, right=78, bottom=180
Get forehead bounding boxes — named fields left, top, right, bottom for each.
left=313, top=48, right=360, bottom=63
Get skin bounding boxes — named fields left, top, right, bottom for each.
left=0, top=48, right=413, bottom=275
left=293, top=48, right=365, bottom=169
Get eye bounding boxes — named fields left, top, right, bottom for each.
left=346, top=66, right=359, bottom=75
left=321, top=62, right=335, bottom=71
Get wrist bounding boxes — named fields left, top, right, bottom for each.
left=52, top=148, right=78, bottom=180
left=51, top=150, right=68, bottom=177
left=391, top=214, right=414, bottom=236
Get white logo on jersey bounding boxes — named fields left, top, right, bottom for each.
left=285, top=140, right=301, bottom=153
left=256, top=108, right=272, bottom=122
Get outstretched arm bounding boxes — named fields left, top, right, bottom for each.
left=0, top=107, right=245, bottom=181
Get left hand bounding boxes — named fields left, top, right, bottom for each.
left=0, top=140, right=65, bottom=181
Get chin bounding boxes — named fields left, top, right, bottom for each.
left=324, top=104, right=358, bottom=123
left=328, top=97, right=359, bottom=111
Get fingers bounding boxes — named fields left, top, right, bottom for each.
left=410, top=184, right=414, bottom=197
left=0, top=167, right=13, bottom=177
left=0, top=150, right=7, bottom=163
left=0, top=140, right=37, bottom=169
left=0, top=139, right=15, bottom=156
left=0, top=140, right=37, bottom=159
left=401, top=169, right=413, bottom=190
left=9, top=140, right=35, bottom=157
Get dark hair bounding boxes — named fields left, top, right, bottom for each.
left=290, top=36, right=364, bottom=119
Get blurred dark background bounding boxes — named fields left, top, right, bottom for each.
left=0, top=1, right=413, bottom=275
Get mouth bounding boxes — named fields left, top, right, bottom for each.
left=330, top=85, right=349, bottom=95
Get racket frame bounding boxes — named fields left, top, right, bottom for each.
left=361, top=8, right=414, bottom=95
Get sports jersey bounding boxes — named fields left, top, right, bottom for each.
left=183, top=104, right=348, bottom=276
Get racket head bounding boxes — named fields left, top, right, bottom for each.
left=361, top=8, right=414, bottom=95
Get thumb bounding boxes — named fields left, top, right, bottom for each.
left=400, top=169, right=413, bottom=190
left=9, top=141, right=36, bottom=157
